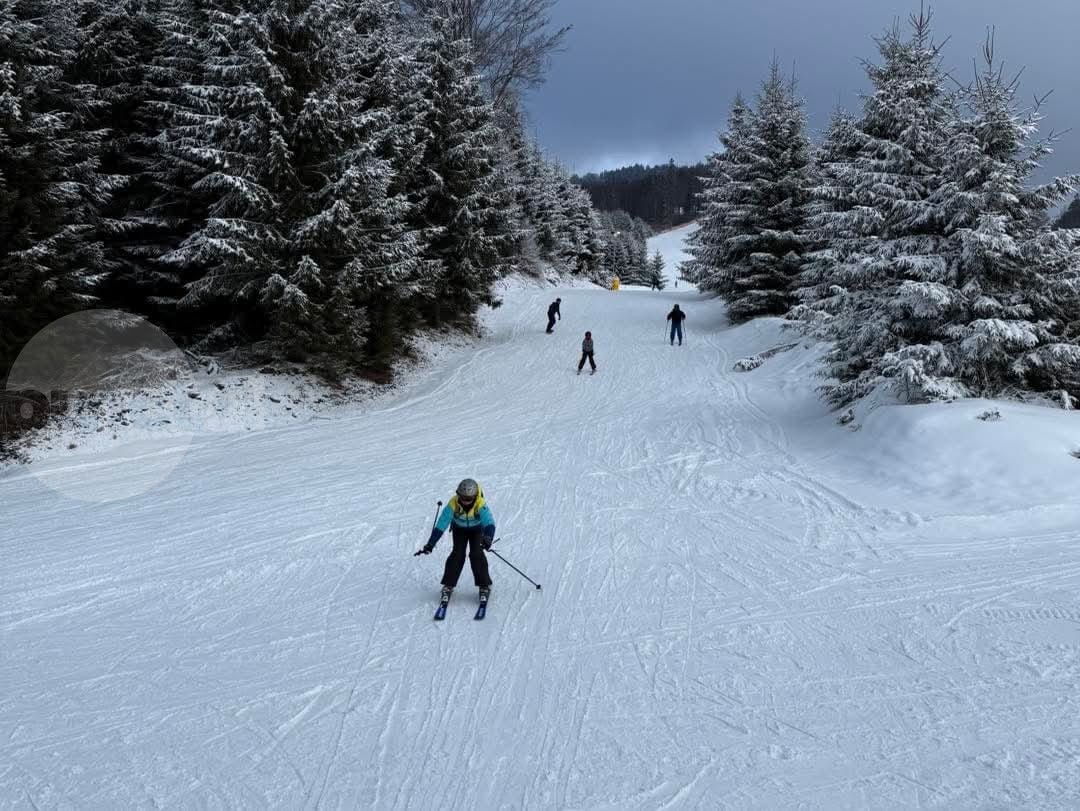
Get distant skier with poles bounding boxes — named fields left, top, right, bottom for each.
left=577, top=331, right=596, bottom=375
left=417, top=479, right=495, bottom=606
left=666, top=304, right=686, bottom=346
left=546, top=298, right=561, bottom=333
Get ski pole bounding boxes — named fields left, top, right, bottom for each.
left=487, top=545, right=542, bottom=590
left=414, top=500, right=442, bottom=556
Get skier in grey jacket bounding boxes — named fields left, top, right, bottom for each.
left=577, top=331, right=596, bottom=374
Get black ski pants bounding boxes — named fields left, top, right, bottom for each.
left=546, top=314, right=557, bottom=333
left=441, top=524, right=492, bottom=588
left=577, top=351, right=596, bottom=371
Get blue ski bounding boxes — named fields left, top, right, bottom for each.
left=474, top=591, right=489, bottom=620
left=434, top=589, right=452, bottom=621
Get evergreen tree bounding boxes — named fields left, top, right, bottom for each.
left=132, top=0, right=215, bottom=332
left=147, top=0, right=426, bottom=370
left=155, top=0, right=290, bottom=345
left=565, top=183, right=605, bottom=280
left=685, top=93, right=752, bottom=290
left=894, top=33, right=1080, bottom=401
left=1056, top=196, right=1080, bottom=229
left=722, top=61, right=812, bottom=320
left=794, top=106, right=863, bottom=318
left=409, top=16, right=511, bottom=327
left=806, top=10, right=955, bottom=404
left=575, top=162, right=705, bottom=228
left=531, top=149, right=571, bottom=262
left=688, top=63, right=812, bottom=321
left=597, top=209, right=649, bottom=283
left=280, top=0, right=426, bottom=370
left=649, top=251, right=666, bottom=289
left=1, top=0, right=109, bottom=378
left=488, top=97, right=530, bottom=265
left=73, top=0, right=170, bottom=317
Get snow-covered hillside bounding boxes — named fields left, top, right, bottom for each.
left=649, top=221, right=698, bottom=288
left=4, top=226, right=1080, bottom=808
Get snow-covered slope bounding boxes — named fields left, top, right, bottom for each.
left=3, top=228, right=1080, bottom=808
left=649, top=221, right=698, bottom=288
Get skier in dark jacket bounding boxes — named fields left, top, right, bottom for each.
left=666, top=305, right=686, bottom=345
left=546, top=298, right=561, bottom=333
left=417, top=478, right=495, bottom=601
left=577, top=331, right=596, bottom=374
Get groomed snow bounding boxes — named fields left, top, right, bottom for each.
left=3, top=223, right=1080, bottom=808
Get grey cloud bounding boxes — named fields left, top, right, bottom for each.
left=526, top=0, right=1080, bottom=183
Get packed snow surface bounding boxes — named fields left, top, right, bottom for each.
left=4, top=222, right=1080, bottom=808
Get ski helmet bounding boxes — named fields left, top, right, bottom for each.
left=585, top=331, right=591, bottom=337
left=456, top=478, right=479, bottom=503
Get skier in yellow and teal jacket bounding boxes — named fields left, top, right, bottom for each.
left=418, top=478, right=495, bottom=597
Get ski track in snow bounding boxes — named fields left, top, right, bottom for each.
left=4, top=224, right=1080, bottom=808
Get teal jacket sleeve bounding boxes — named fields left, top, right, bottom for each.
left=434, top=504, right=454, bottom=533
left=428, top=504, right=454, bottom=545
left=479, top=505, right=495, bottom=538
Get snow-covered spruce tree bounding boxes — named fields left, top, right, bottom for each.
left=485, top=104, right=606, bottom=280
left=154, top=0, right=291, bottom=347
left=908, top=33, right=1080, bottom=401
left=649, top=251, right=667, bottom=289
left=131, top=0, right=215, bottom=331
left=279, top=0, right=426, bottom=371
left=486, top=98, right=530, bottom=262
left=793, top=106, right=864, bottom=320
left=488, top=110, right=557, bottom=273
left=152, top=0, right=426, bottom=370
left=493, top=99, right=542, bottom=264
left=684, top=92, right=751, bottom=290
left=0, top=0, right=109, bottom=378
left=72, top=0, right=170, bottom=316
left=717, top=61, right=812, bottom=320
left=598, top=213, right=629, bottom=281
left=529, top=147, right=571, bottom=263
left=577, top=202, right=608, bottom=282
left=562, top=180, right=606, bottom=280
left=807, top=9, right=955, bottom=405
left=1057, top=197, right=1080, bottom=229
left=408, top=16, right=512, bottom=327
left=551, top=166, right=581, bottom=264
left=598, top=209, right=650, bottom=283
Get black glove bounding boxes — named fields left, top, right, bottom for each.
left=415, top=528, right=442, bottom=556
left=480, top=538, right=491, bottom=551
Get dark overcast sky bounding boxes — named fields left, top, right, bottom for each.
left=525, top=0, right=1080, bottom=182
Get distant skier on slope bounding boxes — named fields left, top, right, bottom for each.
left=577, top=331, right=596, bottom=374
left=666, top=304, right=686, bottom=346
left=546, top=298, right=561, bottom=333
left=417, top=478, right=495, bottom=602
